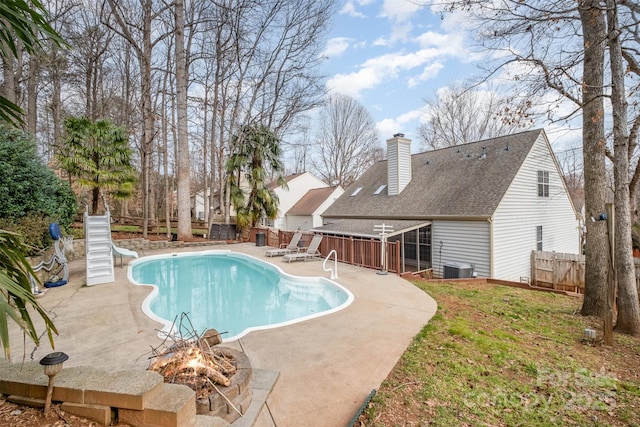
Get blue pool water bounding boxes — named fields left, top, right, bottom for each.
left=128, top=250, right=354, bottom=341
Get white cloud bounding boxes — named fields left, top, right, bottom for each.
left=327, top=68, right=381, bottom=98
left=373, top=36, right=389, bottom=47
left=377, top=118, right=401, bottom=138
left=341, top=0, right=376, bottom=18
left=407, top=62, right=444, bottom=87
left=377, top=107, right=427, bottom=141
left=322, top=37, right=351, bottom=58
left=389, top=22, right=414, bottom=43
left=380, top=0, right=422, bottom=23
left=415, top=31, right=462, bottom=51
left=340, top=2, right=365, bottom=18
left=326, top=46, right=458, bottom=97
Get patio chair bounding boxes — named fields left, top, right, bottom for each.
left=282, top=235, right=323, bottom=263
left=112, top=242, right=139, bottom=267
left=265, top=232, right=302, bottom=257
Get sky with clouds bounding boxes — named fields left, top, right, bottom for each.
left=318, top=0, right=582, bottom=158
left=321, top=0, right=475, bottom=144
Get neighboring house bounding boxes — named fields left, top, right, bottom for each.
left=286, top=186, right=345, bottom=231
left=266, top=172, right=329, bottom=229
left=192, top=191, right=208, bottom=220
left=316, top=129, right=581, bottom=281
left=192, top=176, right=252, bottom=221
left=192, top=188, right=229, bottom=220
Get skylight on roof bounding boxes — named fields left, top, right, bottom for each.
left=373, top=184, right=387, bottom=195
left=350, top=187, right=362, bottom=196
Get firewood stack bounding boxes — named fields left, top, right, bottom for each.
left=148, top=328, right=236, bottom=399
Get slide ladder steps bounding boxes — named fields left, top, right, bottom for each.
left=84, top=210, right=115, bottom=285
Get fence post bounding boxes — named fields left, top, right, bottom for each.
left=531, top=251, right=536, bottom=286
left=552, top=252, right=558, bottom=290
left=395, top=241, right=400, bottom=274
left=349, top=236, right=354, bottom=265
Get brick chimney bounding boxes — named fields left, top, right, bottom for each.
left=387, top=133, right=412, bottom=196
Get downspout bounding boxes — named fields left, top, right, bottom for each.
left=488, top=217, right=494, bottom=278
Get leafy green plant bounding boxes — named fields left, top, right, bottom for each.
left=0, top=214, right=52, bottom=255
left=0, top=229, right=57, bottom=360
left=226, top=125, right=286, bottom=230
left=0, top=125, right=77, bottom=229
left=57, top=116, right=137, bottom=214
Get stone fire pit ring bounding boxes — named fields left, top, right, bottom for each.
left=195, top=347, right=252, bottom=423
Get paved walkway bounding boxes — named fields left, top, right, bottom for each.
left=8, top=242, right=437, bottom=427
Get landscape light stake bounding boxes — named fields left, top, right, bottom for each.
left=39, top=352, right=69, bottom=413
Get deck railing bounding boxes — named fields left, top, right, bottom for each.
left=250, top=227, right=401, bottom=274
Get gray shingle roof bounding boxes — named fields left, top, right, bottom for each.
left=322, top=129, right=543, bottom=219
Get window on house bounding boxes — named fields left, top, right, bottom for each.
left=536, top=226, right=543, bottom=251
left=537, top=170, right=549, bottom=197
left=373, top=184, right=387, bottom=195
left=350, top=187, right=362, bottom=196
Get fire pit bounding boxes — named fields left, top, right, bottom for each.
left=148, top=328, right=253, bottom=423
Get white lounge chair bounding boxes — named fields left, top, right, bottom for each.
left=282, top=235, right=323, bottom=263
left=265, top=232, right=303, bottom=257
left=112, top=242, right=139, bottom=267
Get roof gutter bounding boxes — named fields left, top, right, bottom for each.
left=322, top=214, right=493, bottom=222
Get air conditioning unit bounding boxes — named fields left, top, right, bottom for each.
left=443, top=262, right=474, bottom=279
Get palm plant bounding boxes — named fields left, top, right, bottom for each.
left=57, top=116, right=137, bottom=214
left=0, top=229, right=57, bottom=360
left=226, top=125, right=287, bottom=230
left=0, top=0, right=64, bottom=361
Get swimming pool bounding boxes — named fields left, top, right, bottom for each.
left=128, top=250, right=354, bottom=341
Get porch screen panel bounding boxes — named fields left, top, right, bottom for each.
left=418, top=226, right=431, bottom=268
left=404, top=229, right=417, bottom=261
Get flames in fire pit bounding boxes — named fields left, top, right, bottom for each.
left=148, top=329, right=236, bottom=399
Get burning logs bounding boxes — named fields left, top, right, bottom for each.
left=148, top=329, right=237, bottom=399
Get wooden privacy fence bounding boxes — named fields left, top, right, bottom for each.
left=532, top=250, right=640, bottom=296
left=249, top=228, right=401, bottom=274
left=531, top=251, right=585, bottom=293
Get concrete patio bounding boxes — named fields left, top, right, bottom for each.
left=7, top=242, right=437, bottom=427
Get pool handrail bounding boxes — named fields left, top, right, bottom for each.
left=323, top=249, right=338, bottom=280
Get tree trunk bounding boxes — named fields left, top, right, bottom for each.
left=26, top=54, right=39, bottom=138
left=161, top=53, right=172, bottom=239
left=175, top=0, right=191, bottom=240
left=140, top=0, right=154, bottom=238
left=579, top=0, right=608, bottom=317
left=607, top=0, right=640, bottom=335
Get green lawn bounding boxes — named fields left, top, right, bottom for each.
left=361, top=280, right=640, bottom=426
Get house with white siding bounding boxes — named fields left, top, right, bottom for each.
left=265, top=172, right=330, bottom=229
left=286, top=186, right=344, bottom=231
left=316, top=129, right=581, bottom=281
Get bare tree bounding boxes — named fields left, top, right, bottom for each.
left=311, top=94, right=381, bottom=187
left=183, top=0, right=334, bottom=226
left=417, top=84, right=533, bottom=150
left=103, top=0, right=170, bottom=237
left=578, top=0, right=609, bottom=318
left=174, top=0, right=191, bottom=239
left=7, top=0, right=336, bottom=240
left=606, top=0, right=640, bottom=334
